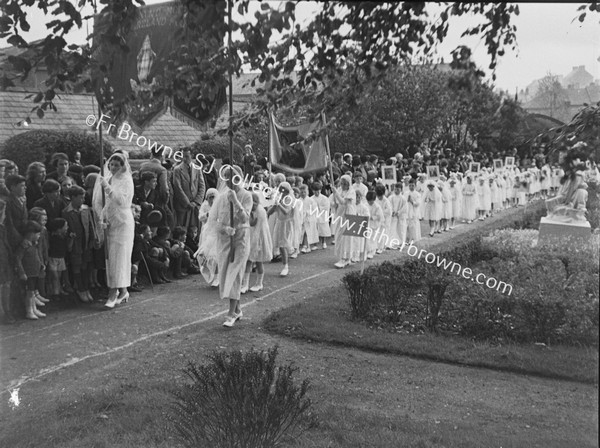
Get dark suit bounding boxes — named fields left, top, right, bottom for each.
left=172, top=161, right=205, bottom=228
left=33, top=195, right=68, bottom=225
left=134, top=185, right=161, bottom=225
left=5, top=193, right=27, bottom=248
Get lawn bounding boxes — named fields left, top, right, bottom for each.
left=263, top=285, right=599, bottom=385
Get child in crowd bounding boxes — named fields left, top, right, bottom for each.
left=241, top=192, right=272, bottom=293
left=185, top=225, right=199, bottom=255
left=439, top=180, right=452, bottom=232
left=374, top=184, right=391, bottom=253
left=351, top=189, right=370, bottom=263
left=291, top=187, right=302, bottom=258
left=365, top=191, right=383, bottom=259
left=152, top=227, right=174, bottom=283
left=311, top=181, right=331, bottom=249
left=170, top=226, right=198, bottom=278
left=5, top=174, right=28, bottom=246
left=0, top=199, right=15, bottom=323
left=461, top=175, right=478, bottom=223
left=405, top=180, right=421, bottom=243
left=423, top=180, right=440, bottom=237
left=15, top=220, right=46, bottom=319
left=47, top=218, right=72, bottom=297
left=268, top=181, right=294, bottom=277
left=62, top=186, right=98, bottom=303
left=28, top=207, right=49, bottom=301
left=389, top=183, right=407, bottom=248
left=448, top=176, right=461, bottom=230
left=134, top=224, right=169, bottom=285
left=60, top=176, right=74, bottom=204
left=298, top=184, right=318, bottom=253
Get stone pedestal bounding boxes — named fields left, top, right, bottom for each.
left=538, top=217, right=591, bottom=245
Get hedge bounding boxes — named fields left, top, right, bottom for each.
left=0, top=130, right=113, bottom=173
left=342, top=202, right=599, bottom=346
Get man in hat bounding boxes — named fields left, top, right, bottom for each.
left=172, top=147, right=206, bottom=230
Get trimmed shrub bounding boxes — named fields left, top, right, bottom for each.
left=0, top=130, right=113, bottom=173
left=586, top=179, right=600, bottom=231
left=190, top=133, right=244, bottom=163
left=170, top=346, right=314, bottom=448
left=343, top=224, right=599, bottom=346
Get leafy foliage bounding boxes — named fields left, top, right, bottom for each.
left=0, top=1, right=526, bottom=131
left=343, top=214, right=599, bottom=346
left=0, top=130, right=112, bottom=172
left=170, top=346, right=314, bottom=448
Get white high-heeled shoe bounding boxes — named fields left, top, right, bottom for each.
left=249, top=284, right=263, bottom=292
left=103, top=295, right=118, bottom=310
left=116, top=291, right=129, bottom=305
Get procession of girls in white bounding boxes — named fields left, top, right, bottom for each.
left=194, top=162, right=570, bottom=292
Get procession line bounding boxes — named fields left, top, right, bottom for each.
left=1, top=269, right=336, bottom=395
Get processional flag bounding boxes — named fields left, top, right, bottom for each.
left=93, top=1, right=226, bottom=130
left=269, top=112, right=330, bottom=175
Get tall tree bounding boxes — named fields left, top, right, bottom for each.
left=1, top=1, right=522, bottom=128
left=533, top=73, right=570, bottom=122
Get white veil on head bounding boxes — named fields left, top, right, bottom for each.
left=92, top=150, right=133, bottom=243
left=103, top=151, right=132, bottom=180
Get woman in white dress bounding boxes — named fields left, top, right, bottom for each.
left=332, top=175, right=356, bottom=268
left=203, top=165, right=253, bottom=327
left=93, top=153, right=135, bottom=309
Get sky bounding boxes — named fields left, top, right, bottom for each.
left=1, top=2, right=598, bottom=94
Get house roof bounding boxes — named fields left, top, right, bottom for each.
left=0, top=90, right=226, bottom=152
left=562, top=65, right=594, bottom=89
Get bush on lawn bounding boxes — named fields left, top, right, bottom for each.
left=343, top=226, right=599, bottom=346
left=0, top=130, right=113, bottom=173
left=170, top=346, right=314, bottom=448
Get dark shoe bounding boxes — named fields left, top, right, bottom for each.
left=161, top=277, right=172, bottom=283
left=128, top=285, right=143, bottom=293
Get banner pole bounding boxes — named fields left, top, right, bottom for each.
left=228, top=0, right=235, bottom=263
left=267, top=110, right=272, bottom=188
left=98, top=102, right=109, bottom=262
left=321, top=110, right=334, bottom=192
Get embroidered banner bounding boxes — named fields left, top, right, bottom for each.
left=269, top=112, right=329, bottom=174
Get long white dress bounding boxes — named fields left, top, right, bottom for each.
left=205, top=186, right=253, bottom=301
left=98, top=172, right=135, bottom=288
left=333, top=188, right=356, bottom=260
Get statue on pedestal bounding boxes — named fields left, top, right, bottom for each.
left=544, top=142, right=590, bottom=224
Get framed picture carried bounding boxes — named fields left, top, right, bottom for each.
left=426, top=165, right=440, bottom=179
left=381, top=165, right=397, bottom=186
left=504, top=156, right=515, bottom=167
left=469, top=162, right=480, bottom=174
left=493, top=159, right=503, bottom=171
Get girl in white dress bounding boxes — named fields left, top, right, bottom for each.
left=375, top=184, right=392, bottom=253
left=448, top=176, right=461, bottom=229
left=332, top=175, right=356, bottom=268
left=461, top=175, right=478, bottom=223
left=439, top=179, right=452, bottom=232
left=423, top=180, right=441, bottom=237
left=388, top=183, right=407, bottom=248
left=291, top=187, right=303, bottom=258
left=351, top=189, right=370, bottom=262
left=196, top=188, right=219, bottom=287
left=298, top=185, right=319, bottom=253
left=93, top=153, right=135, bottom=309
left=366, top=191, right=384, bottom=259
left=405, top=180, right=421, bottom=243
left=268, top=182, right=294, bottom=277
left=241, top=192, right=272, bottom=293
left=311, top=181, right=331, bottom=248
left=477, top=177, right=491, bottom=220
